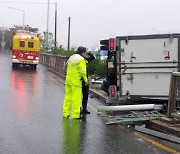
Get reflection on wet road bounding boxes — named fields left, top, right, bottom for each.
left=11, top=70, right=38, bottom=117
left=62, top=118, right=80, bottom=154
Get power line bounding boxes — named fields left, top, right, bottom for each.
left=0, top=1, right=54, bottom=5
left=73, top=0, right=126, bottom=21
left=60, top=0, right=98, bottom=11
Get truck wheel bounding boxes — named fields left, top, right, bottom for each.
left=31, top=65, right=37, bottom=70
left=34, top=65, right=37, bottom=70
left=12, top=63, right=18, bottom=69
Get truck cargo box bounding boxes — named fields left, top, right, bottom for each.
left=116, top=34, right=180, bottom=100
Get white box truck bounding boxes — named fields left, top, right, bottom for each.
left=103, top=34, right=180, bottom=102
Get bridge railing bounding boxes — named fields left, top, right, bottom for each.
left=168, top=72, right=180, bottom=119
left=40, top=53, right=69, bottom=78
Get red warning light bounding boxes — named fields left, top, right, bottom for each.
left=109, top=85, right=117, bottom=98
left=109, top=38, right=116, bottom=51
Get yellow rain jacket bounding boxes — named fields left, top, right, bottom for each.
left=63, top=54, right=88, bottom=119
left=65, top=54, right=88, bottom=86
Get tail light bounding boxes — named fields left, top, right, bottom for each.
left=109, top=85, right=117, bottom=98
left=35, top=57, right=39, bottom=60
left=12, top=55, right=16, bottom=59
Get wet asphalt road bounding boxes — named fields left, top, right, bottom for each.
left=0, top=51, right=179, bottom=154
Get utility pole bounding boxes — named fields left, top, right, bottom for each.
left=54, top=1, right=57, bottom=47
left=67, top=16, right=71, bottom=50
left=2, top=27, right=5, bottom=50
left=46, top=0, right=50, bottom=51
left=0, top=21, right=5, bottom=50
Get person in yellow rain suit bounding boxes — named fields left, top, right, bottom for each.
left=63, top=47, right=88, bottom=119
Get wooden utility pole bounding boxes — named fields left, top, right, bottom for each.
left=67, top=16, right=71, bottom=50
left=46, top=0, right=50, bottom=51
left=54, top=1, right=57, bottom=47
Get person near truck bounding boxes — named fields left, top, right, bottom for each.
left=63, top=47, right=88, bottom=119
left=81, top=51, right=95, bottom=114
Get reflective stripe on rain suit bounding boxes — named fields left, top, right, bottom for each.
left=63, top=54, right=88, bottom=119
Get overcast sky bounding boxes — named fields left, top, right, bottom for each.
left=0, top=0, right=180, bottom=49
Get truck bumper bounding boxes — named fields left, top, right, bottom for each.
left=12, top=59, right=39, bottom=65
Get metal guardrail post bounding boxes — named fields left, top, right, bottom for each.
left=167, top=72, right=180, bottom=118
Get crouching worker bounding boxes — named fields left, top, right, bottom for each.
left=63, top=47, right=88, bottom=119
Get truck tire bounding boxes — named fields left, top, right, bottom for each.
left=12, top=63, right=18, bottom=69
left=31, top=64, right=37, bottom=70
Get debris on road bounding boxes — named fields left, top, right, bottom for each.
left=135, top=125, right=180, bottom=144
left=106, top=111, right=164, bottom=125
left=97, top=104, right=164, bottom=112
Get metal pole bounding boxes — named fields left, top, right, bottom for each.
left=167, top=72, right=180, bottom=118
left=0, top=21, right=5, bottom=50
left=2, top=27, right=4, bottom=50
left=22, top=10, right=25, bottom=29
left=135, top=125, right=180, bottom=144
left=67, top=17, right=71, bottom=50
left=54, top=1, right=57, bottom=47
left=46, top=0, right=50, bottom=51
left=97, top=104, right=164, bottom=112
left=115, top=38, right=122, bottom=98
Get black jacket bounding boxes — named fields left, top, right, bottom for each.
left=82, top=52, right=95, bottom=83
left=85, top=52, right=95, bottom=62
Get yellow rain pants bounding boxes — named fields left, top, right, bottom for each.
left=63, top=85, right=82, bottom=119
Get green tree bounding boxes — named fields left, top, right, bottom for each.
left=87, top=50, right=107, bottom=77
left=50, top=47, right=76, bottom=56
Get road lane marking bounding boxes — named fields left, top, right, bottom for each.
left=133, top=132, right=179, bottom=154
left=46, top=73, right=179, bottom=154
left=45, top=73, right=65, bottom=87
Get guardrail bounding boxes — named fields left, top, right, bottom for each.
left=40, top=53, right=68, bottom=76
left=167, top=72, right=180, bottom=119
